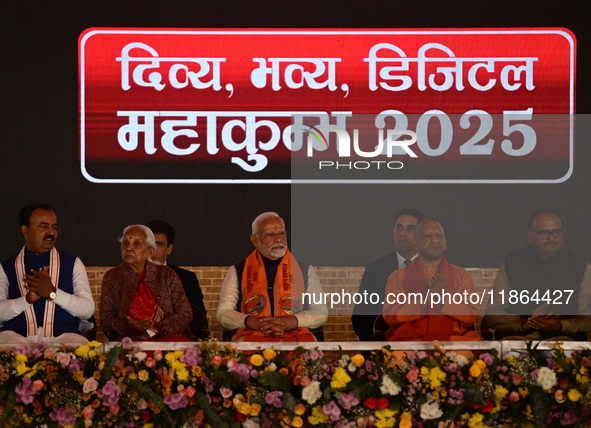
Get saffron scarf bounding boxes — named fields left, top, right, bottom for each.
left=234, top=249, right=315, bottom=342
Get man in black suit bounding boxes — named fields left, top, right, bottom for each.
left=351, top=209, right=424, bottom=341
left=146, top=220, right=209, bottom=340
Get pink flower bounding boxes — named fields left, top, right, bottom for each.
left=212, top=355, right=223, bottom=365
left=220, top=387, right=233, bottom=398
left=82, top=405, right=94, bottom=420
left=509, top=391, right=520, bottom=402
left=56, top=352, right=72, bottom=367
left=512, top=374, right=522, bottom=385
left=407, top=367, right=419, bottom=381
left=185, top=386, right=196, bottom=398
left=109, top=404, right=120, bottom=415
left=137, top=398, right=148, bottom=410
left=164, top=393, right=188, bottom=410
left=83, top=378, right=99, bottom=394
left=145, top=357, right=156, bottom=368
left=44, top=347, right=57, bottom=358
left=154, top=350, right=163, bottom=361
left=32, top=380, right=44, bottom=391
left=300, top=376, right=311, bottom=387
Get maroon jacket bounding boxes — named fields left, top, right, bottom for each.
left=100, top=262, right=192, bottom=340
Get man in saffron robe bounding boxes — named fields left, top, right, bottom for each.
left=382, top=219, right=481, bottom=341
left=216, top=212, right=327, bottom=341
left=484, top=209, right=591, bottom=340
left=0, top=203, right=95, bottom=344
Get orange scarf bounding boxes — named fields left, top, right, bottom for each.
left=233, top=249, right=315, bottom=341
left=388, top=258, right=467, bottom=341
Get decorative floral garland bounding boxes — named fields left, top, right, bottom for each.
left=1, top=340, right=590, bottom=427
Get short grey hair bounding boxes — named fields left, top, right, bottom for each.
left=251, top=212, right=283, bottom=235
left=119, top=224, right=156, bottom=249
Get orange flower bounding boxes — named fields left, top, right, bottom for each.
left=161, top=375, right=173, bottom=388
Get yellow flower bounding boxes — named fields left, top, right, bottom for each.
left=330, top=367, right=351, bottom=389
left=374, top=408, right=396, bottom=428
left=16, top=364, right=31, bottom=376
left=494, top=385, right=508, bottom=401
left=428, top=367, right=446, bottom=388
left=15, top=354, right=28, bottom=363
left=351, top=354, right=365, bottom=367
left=138, top=370, right=149, bottom=381
left=294, top=403, right=306, bottom=415
left=263, top=349, right=277, bottom=360
left=291, top=416, right=304, bottom=427
left=399, top=412, right=412, bottom=428
left=308, top=406, right=329, bottom=425
left=474, top=359, right=486, bottom=369
left=238, top=402, right=251, bottom=415
left=165, top=350, right=183, bottom=364
left=75, top=344, right=90, bottom=359
left=250, top=403, right=261, bottom=417
left=519, top=387, right=529, bottom=398
left=568, top=389, right=582, bottom=402
left=468, top=413, right=486, bottom=428
left=469, top=364, right=482, bottom=378
left=176, top=368, right=189, bottom=382
left=250, top=354, right=264, bottom=366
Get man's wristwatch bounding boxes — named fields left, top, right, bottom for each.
left=48, top=290, right=57, bottom=301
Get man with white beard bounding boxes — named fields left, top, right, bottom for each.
left=216, top=212, right=327, bottom=341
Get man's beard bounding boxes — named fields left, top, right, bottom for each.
left=268, top=245, right=287, bottom=259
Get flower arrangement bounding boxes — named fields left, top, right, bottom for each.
left=1, top=340, right=591, bottom=427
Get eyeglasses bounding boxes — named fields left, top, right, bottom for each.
left=533, top=228, right=563, bottom=239
left=35, top=224, right=61, bottom=233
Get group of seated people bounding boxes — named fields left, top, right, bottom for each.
left=0, top=203, right=589, bottom=344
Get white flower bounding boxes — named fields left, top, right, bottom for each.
left=348, top=362, right=357, bottom=372
left=379, top=375, right=401, bottom=396
left=338, top=355, right=351, bottom=367
left=302, top=381, right=322, bottom=404
left=135, top=351, right=147, bottom=362
left=267, top=362, right=277, bottom=371
left=537, top=366, right=557, bottom=390
left=243, top=419, right=260, bottom=428
left=233, top=394, right=245, bottom=408
left=454, top=354, right=469, bottom=367
left=420, top=400, right=443, bottom=420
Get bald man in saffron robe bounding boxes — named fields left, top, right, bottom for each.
left=383, top=219, right=481, bottom=341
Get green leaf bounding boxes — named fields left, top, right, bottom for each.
left=529, top=388, right=550, bottom=428
left=257, top=371, right=292, bottom=392
left=283, top=392, right=297, bottom=413
left=124, top=378, right=172, bottom=424
left=0, top=390, right=16, bottom=425
left=100, top=345, right=123, bottom=381
left=463, top=388, right=486, bottom=406
left=195, top=391, right=225, bottom=428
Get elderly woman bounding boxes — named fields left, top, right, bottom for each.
left=100, top=225, right=193, bottom=341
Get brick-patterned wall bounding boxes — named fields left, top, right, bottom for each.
left=87, top=266, right=498, bottom=342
